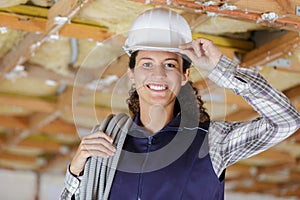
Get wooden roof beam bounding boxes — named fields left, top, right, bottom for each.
left=40, top=118, right=77, bottom=136
left=231, top=0, right=299, bottom=16
left=39, top=144, right=78, bottom=172
left=0, top=12, right=111, bottom=41
left=241, top=31, right=300, bottom=68
left=0, top=94, right=57, bottom=113
left=0, top=115, right=28, bottom=130
left=18, top=139, right=66, bottom=153
left=0, top=91, right=118, bottom=121
left=0, top=114, right=76, bottom=136
left=0, top=33, right=44, bottom=76
left=0, top=0, right=96, bottom=76
left=0, top=152, right=39, bottom=164
left=132, top=0, right=300, bottom=31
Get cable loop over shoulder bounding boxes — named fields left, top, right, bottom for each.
left=78, top=113, right=132, bottom=200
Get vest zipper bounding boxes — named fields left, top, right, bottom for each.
left=137, top=136, right=152, bottom=200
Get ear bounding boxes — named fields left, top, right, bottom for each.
left=181, top=68, right=190, bottom=86
left=127, top=68, right=135, bottom=84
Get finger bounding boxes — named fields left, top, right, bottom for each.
left=83, top=138, right=116, bottom=152
left=81, top=143, right=116, bottom=156
left=179, top=41, right=193, bottom=50
left=85, top=131, right=114, bottom=143
left=180, top=48, right=198, bottom=62
left=196, top=38, right=212, bottom=47
left=82, top=149, right=113, bottom=158
left=180, top=40, right=204, bottom=58
left=197, top=38, right=222, bottom=66
left=197, top=38, right=216, bottom=55
left=191, top=40, right=201, bottom=57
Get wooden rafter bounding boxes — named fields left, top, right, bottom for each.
left=0, top=94, right=57, bottom=113
left=19, top=139, right=64, bottom=153
left=39, top=145, right=78, bottom=172
left=0, top=114, right=75, bottom=136
left=0, top=152, right=38, bottom=164
left=241, top=31, right=300, bottom=67
left=132, top=0, right=300, bottom=31
left=0, top=12, right=111, bottom=41
left=230, top=0, right=298, bottom=16
left=0, top=0, right=96, bottom=76
left=0, top=33, right=44, bottom=76
left=0, top=115, right=28, bottom=130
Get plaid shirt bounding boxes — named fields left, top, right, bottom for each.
left=61, top=56, right=300, bottom=199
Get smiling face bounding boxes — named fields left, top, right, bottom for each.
left=128, top=50, right=190, bottom=112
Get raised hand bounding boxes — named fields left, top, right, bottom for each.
left=179, top=38, right=223, bottom=71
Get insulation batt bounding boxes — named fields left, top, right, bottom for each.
left=0, top=0, right=28, bottom=8
left=79, top=0, right=152, bottom=33
left=193, top=17, right=264, bottom=35
left=28, top=38, right=71, bottom=75
left=30, top=0, right=54, bottom=7
left=0, top=29, right=26, bottom=58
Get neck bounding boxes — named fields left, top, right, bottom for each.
left=139, top=103, right=174, bottom=136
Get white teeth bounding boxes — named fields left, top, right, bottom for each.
left=148, top=84, right=166, bottom=91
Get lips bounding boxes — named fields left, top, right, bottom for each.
left=146, top=83, right=168, bottom=91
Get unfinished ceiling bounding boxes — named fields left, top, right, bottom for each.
left=0, top=0, right=300, bottom=198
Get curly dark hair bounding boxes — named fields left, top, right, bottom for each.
left=126, top=51, right=210, bottom=123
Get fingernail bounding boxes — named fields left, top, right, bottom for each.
left=111, top=149, right=116, bottom=155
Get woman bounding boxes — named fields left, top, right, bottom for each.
left=61, top=8, right=300, bottom=200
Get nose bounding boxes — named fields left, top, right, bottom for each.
left=152, top=65, right=166, bottom=78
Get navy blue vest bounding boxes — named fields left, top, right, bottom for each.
left=109, top=114, right=225, bottom=200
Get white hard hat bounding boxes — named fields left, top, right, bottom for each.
left=123, top=8, right=192, bottom=56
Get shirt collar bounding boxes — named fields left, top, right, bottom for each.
left=129, top=113, right=183, bottom=138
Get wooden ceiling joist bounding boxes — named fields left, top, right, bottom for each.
left=0, top=152, right=38, bottom=164
left=0, top=5, right=106, bottom=28
left=0, top=114, right=76, bottom=136
left=0, top=33, right=44, bottom=76
left=132, top=0, right=300, bottom=31
left=192, top=32, right=254, bottom=51
left=39, top=145, right=78, bottom=172
left=241, top=31, right=300, bottom=68
left=46, top=0, right=93, bottom=32
left=234, top=180, right=300, bottom=197
left=0, top=94, right=57, bottom=113
left=40, top=118, right=77, bottom=136
left=0, top=115, right=28, bottom=130
left=0, top=0, right=97, bottom=76
left=19, top=139, right=65, bottom=153
left=231, top=0, right=299, bottom=15
left=0, top=12, right=111, bottom=41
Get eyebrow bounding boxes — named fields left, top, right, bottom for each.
left=139, top=57, right=179, bottom=62
left=164, top=58, right=179, bottom=62
left=139, top=57, right=153, bottom=60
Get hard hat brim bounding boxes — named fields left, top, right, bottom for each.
left=123, top=45, right=192, bottom=65
left=123, top=45, right=182, bottom=56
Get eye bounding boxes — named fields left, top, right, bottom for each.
left=142, top=63, right=152, bottom=68
left=164, top=63, right=176, bottom=69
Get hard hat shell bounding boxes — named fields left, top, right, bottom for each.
left=123, top=8, right=192, bottom=56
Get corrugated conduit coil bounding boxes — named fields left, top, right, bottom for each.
left=79, top=113, right=132, bottom=200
